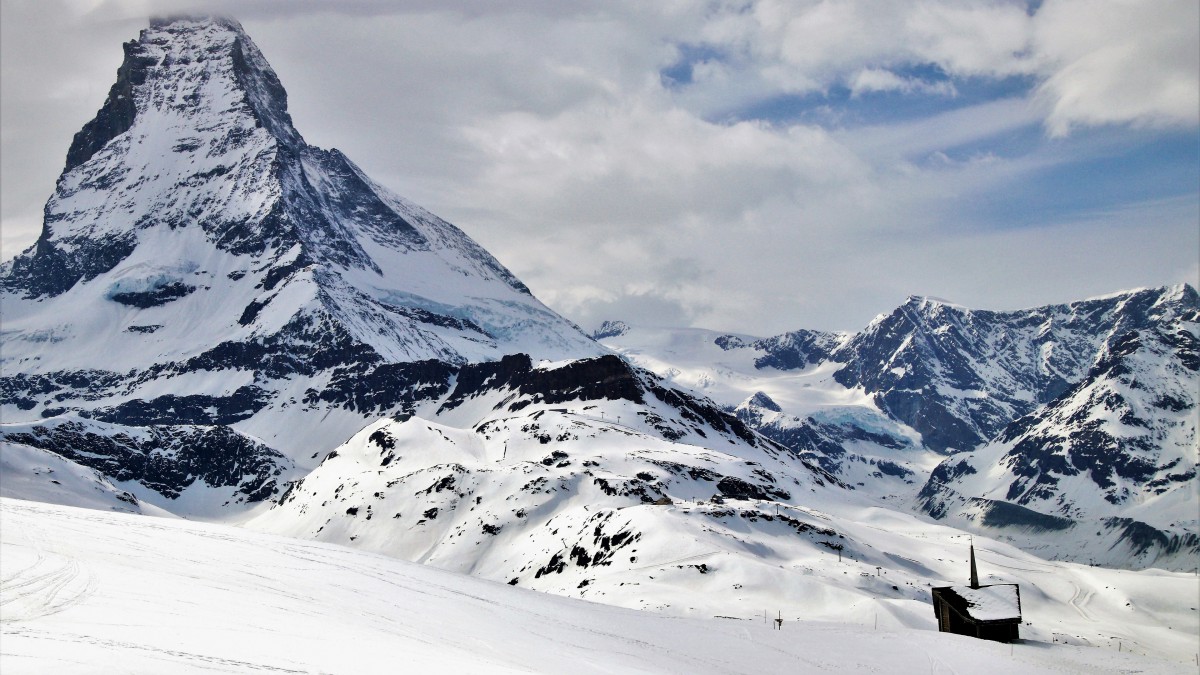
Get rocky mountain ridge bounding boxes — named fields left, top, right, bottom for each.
left=596, top=284, right=1199, bottom=569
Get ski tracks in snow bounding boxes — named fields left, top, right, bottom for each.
left=1067, top=582, right=1095, bottom=622
left=2, top=626, right=313, bottom=674
left=926, top=652, right=958, bottom=675
left=0, top=526, right=93, bottom=623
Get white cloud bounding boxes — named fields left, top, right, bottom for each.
left=688, top=0, right=1033, bottom=102
left=848, top=68, right=957, bottom=97
left=681, top=0, right=1196, bottom=136
left=1032, top=0, right=1200, bottom=136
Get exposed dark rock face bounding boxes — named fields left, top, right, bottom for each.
left=87, top=386, right=271, bottom=426
left=714, top=335, right=746, bottom=351
left=591, top=320, right=630, bottom=340
left=1103, top=517, right=1200, bottom=558
left=752, top=329, right=842, bottom=371
left=1, top=370, right=129, bottom=412
left=311, top=360, right=455, bottom=415
left=917, top=459, right=978, bottom=519
left=436, top=353, right=764, bottom=450
left=969, top=498, right=1075, bottom=533
left=110, top=281, right=196, bottom=307
left=986, top=325, right=1197, bottom=508
left=734, top=395, right=913, bottom=488
left=745, top=391, right=781, bottom=413
left=2, top=232, right=137, bottom=299
left=716, top=476, right=790, bottom=501
left=0, top=418, right=289, bottom=501
left=64, top=37, right=158, bottom=173
left=828, top=286, right=1199, bottom=453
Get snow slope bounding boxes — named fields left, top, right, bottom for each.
left=593, top=323, right=942, bottom=502
left=2, top=498, right=1191, bottom=674
left=248, top=406, right=1200, bottom=663
left=0, top=442, right=141, bottom=514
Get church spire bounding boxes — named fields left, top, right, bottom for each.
left=969, top=539, right=980, bottom=588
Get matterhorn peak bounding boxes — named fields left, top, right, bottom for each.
left=1, top=15, right=602, bottom=418
left=67, top=15, right=300, bottom=176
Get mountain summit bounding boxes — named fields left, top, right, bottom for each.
left=3, top=17, right=807, bottom=523
left=0, top=16, right=609, bottom=503
left=2, top=16, right=596, bottom=366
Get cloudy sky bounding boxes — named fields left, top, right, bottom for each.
left=2, top=0, right=1197, bottom=334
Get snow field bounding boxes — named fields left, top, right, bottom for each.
left=1, top=498, right=1188, bottom=674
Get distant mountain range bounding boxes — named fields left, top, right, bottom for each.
left=595, top=285, right=1199, bottom=570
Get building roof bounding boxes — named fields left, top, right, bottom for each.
left=933, top=584, right=1021, bottom=623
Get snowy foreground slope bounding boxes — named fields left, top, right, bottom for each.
left=0, top=442, right=142, bottom=514
left=1, top=498, right=1190, bottom=674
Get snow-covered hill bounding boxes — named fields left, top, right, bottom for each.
left=590, top=323, right=946, bottom=502
left=0, top=416, right=289, bottom=517
left=250, top=356, right=841, bottom=607
left=4, top=498, right=1195, bottom=672
left=0, top=443, right=142, bottom=514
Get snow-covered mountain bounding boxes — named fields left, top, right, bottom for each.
left=2, top=18, right=1197, bottom=669
left=594, top=285, right=1199, bottom=569
left=918, top=314, right=1199, bottom=570
left=589, top=322, right=948, bottom=503
left=830, top=287, right=1199, bottom=454
left=0, top=17, right=608, bottom=509
left=249, top=352, right=850, bottom=600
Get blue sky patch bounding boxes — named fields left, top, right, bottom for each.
left=962, top=128, right=1200, bottom=229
